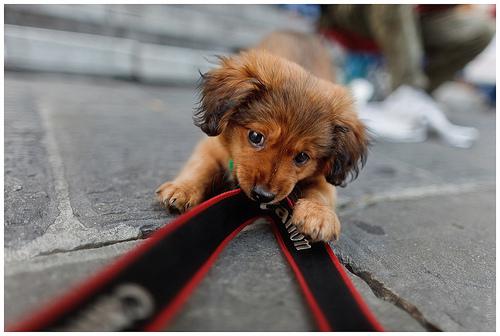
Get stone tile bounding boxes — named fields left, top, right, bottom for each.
left=33, top=78, right=199, bottom=231
left=333, top=189, right=496, bottom=331
left=169, top=223, right=314, bottom=331
left=346, top=270, right=426, bottom=331
left=4, top=240, right=140, bottom=325
left=4, top=82, right=59, bottom=249
left=5, top=75, right=203, bottom=256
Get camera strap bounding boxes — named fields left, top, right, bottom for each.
left=9, top=189, right=383, bottom=332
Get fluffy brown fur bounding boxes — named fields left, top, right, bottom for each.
left=156, top=31, right=368, bottom=241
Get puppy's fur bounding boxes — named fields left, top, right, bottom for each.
left=156, top=31, right=368, bottom=242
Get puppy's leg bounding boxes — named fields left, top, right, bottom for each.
left=292, top=176, right=341, bottom=242
left=156, top=137, right=228, bottom=213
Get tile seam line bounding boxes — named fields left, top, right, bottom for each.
left=38, top=98, right=88, bottom=232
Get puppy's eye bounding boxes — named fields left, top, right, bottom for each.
left=248, top=131, right=264, bottom=147
left=294, top=152, right=310, bottom=165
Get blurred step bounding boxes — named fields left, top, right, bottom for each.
left=5, top=5, right=312, bottom=83
left=5, top=4, right=312, bottom=52
left=5, top=24, right=135, bottom=78
left=5, top=24, right=225, bottom=84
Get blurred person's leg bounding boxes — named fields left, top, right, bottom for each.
left=367, top=5, right=429, bottom=91
left=318, top=5, right=371, bottom=37
left=319, top=5, right=429, bottom=92
left=421, top=8, right=495, bottom=92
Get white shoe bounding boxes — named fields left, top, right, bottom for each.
left=352, top=83, right=479, bottom=148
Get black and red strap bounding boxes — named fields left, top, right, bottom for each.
left=8, top=189, right=383, bottom=332
left=267, top=199, right=383, bottom=331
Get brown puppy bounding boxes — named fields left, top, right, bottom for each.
left=156, top=31, right=368, bottom=242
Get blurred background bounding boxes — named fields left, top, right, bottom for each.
left=4, top=4, right=495, bottom=91
left=4, top=4, right=497, bottom=332
left=5, top=4, right=496, bottom=146
left=5, top=5, right=316, bottom=84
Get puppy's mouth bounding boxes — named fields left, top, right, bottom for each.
left=252, top=198, right=281, bottom=205
left=245, top=186, right=288, bottom=206
left=253, top=194, right=290, bottom=210
left=234, top=170, right=290, bottom=205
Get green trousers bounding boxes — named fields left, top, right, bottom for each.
left=319, top=5, right=495, bottom=92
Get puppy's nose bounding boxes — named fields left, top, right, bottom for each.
left=251, top=185, right=275, bottom=203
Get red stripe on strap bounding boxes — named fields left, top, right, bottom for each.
left=8, top=189, right=243, bottom=332
left=270, top=220, right=332, bottom=332
left=323, top=243, right=384, bottom=332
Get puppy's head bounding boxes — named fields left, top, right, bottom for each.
left=195, top=50, right=367, bottom=203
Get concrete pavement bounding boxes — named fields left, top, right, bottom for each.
left=4, top=72, right=495, bottom=331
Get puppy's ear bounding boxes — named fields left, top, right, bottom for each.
left=325, top=95, right=369, bottom=187
left=194, top=53, right=264, bottom=136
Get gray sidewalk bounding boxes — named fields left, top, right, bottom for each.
left=4, top=72, right=495, bottom=331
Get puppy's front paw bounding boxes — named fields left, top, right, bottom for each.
left=291, top=199, right=341, bottom=242
left=155, top=181, right=203, bottom=213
